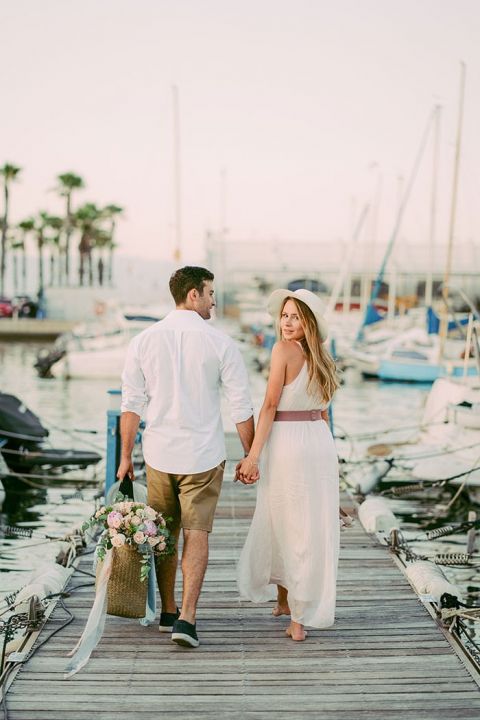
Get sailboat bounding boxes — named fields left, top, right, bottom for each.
left=349, top=65, right=478, bottom=383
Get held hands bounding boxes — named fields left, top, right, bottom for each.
left=116, top=456, right=135, bottom=482
left=235, top=455, right=260, bottom=484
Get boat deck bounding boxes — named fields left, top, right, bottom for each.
left=6, top=460, right=480, bottom=719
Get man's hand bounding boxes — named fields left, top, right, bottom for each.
left=116, top=457, right=135, bottom=482
left=235, top=456, right=259, bottom=485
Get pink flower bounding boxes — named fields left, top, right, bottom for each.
left=130, top=515, right=141, bottom=526
left=147, top=536, right=159, bottom=546
left=158, top=541, right=166, bottom=551
left=109, top=528, right=118, bottom=537
left=107, top=511, right=122, bottom=529
left=111, top=534, right=126, bottom=547
left=144, top=521, right=157, bottom=537
left=133, top=531, right=146, bottom=544
left=158, top=535, right=165, bottom=542
left=145, top=507, right=157, bottom=521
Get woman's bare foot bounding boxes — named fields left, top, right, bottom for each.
left=272, top=604, right=290, bottom=617
left=285, top=621, right=307, bottom=641
left=273, top=585, right=290, bottom=617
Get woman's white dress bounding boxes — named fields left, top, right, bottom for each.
left=237, top=362, right=340, bottom=627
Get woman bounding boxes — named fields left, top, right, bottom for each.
left=236, top=288, right=340, bottom=641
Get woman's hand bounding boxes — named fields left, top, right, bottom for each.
left=235, top=455, right=260, bottom=484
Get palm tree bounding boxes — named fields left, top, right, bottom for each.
left=90, top=227, right=111, bottom=286
left=34, top=211, right=59, bottom=297
left=0, top=163, right=22, bottom=296
left=101, top=204, right=124, bottom=284
left=8, top=232, right=22, bottom=297
left=74, top=202, right=101, bottom=286
left=17, top=218, right=35, bottom=293
left=43, top=215, right=63, bottom=286
left=56, top=172, right=85, bottom=285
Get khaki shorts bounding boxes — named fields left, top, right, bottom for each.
left=146, top=461, right=225, bottom=533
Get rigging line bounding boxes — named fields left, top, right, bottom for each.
left=335, top=419, right=447, bottom=440
left=0, top=447, right=102, bottom=460
left=0, top=538, right=69, bottom=553
left=341, top=439, right=480, bottom=467
left=445, top=452, right=480, bottom=511
left=34, top=419, right=105, bottom=453
left=391, top=440, right=480, bottom=463
left=410, top=519, right=480, bottom=542
left=1, top=468, right=101, bottom=482
left=382, top=462, right=480, bottom=491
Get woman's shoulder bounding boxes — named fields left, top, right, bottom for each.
left=271, top=340, right=303, bottom=359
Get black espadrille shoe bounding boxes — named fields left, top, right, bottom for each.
left=171, top=619, right=199, bottom=648
left=158, top=607, right=180, bottom=633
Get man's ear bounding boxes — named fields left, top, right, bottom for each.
left=187, top=288, right=198, bottom=303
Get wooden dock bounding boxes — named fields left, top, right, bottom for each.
left=0, top=318, right=75, bottom=341
left=6, top=461, right=480, bottom=719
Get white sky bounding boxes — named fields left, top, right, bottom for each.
left=1, top=0, right=479, bottom=265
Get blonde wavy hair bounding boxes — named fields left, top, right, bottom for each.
left=277, top=297, right=340, bottom=404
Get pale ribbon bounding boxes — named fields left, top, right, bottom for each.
left=64, top=548, right=156, bottom=679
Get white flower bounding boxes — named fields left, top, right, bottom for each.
left=133, top=531, right=146, bottom=544
left=145, top=507, right=157, bottom=521
left=130, top=515, right=141, bottom=526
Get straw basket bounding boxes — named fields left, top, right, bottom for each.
left=97, top=544, right=148, bottom=618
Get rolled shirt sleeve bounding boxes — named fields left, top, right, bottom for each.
left=121, top=336, right=147, bottom=417
left=220, top=340, right=253, bottom=424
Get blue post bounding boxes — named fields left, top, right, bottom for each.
left=105, top=390, right=122, bottom=497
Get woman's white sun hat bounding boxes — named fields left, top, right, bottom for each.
left=267, top=288, right=329, bottom=342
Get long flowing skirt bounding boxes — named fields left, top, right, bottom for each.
left=237, top=420, right=340, bottom=627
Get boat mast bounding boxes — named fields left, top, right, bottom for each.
left=425, top=105, right=441, bottom=309
left=439, top=62, right=466, bottom=358
left=172, top=85, right=182, bottom=263
left=356, top=106, right=436, bottom=342
left=326, top=203, right=369, bottom=314
left=216, top=166, right=227, bottom=318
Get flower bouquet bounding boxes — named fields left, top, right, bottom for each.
left=82, top=499, right=175, bottom=618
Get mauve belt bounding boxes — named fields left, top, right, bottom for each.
left=274, top=409, right=324, bottom=422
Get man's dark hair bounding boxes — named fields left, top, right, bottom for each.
left=169, top=266, right=214, bottom=305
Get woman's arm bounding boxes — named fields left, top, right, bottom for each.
left=237, top=342, right=288, bottom=482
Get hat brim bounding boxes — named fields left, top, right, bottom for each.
left=266, top=289, right=329, bottom=342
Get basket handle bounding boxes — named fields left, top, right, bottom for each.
left=118, top=475, right=134, bottom=499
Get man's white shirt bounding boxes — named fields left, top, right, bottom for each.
left=121, top=309, right=253, bottom=474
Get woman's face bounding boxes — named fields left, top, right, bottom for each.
left=280, top=299, right=305, bottom=341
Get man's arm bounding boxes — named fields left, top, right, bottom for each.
left=235, top=415, right=255, bottom=455
left=118, top=336, right=146, bottom=481
left=220, top=341, right=254, bottom=438
left=117, top=411, right=141, bottom=481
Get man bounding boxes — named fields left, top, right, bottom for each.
left=118, top=266, right=254, bottom=648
